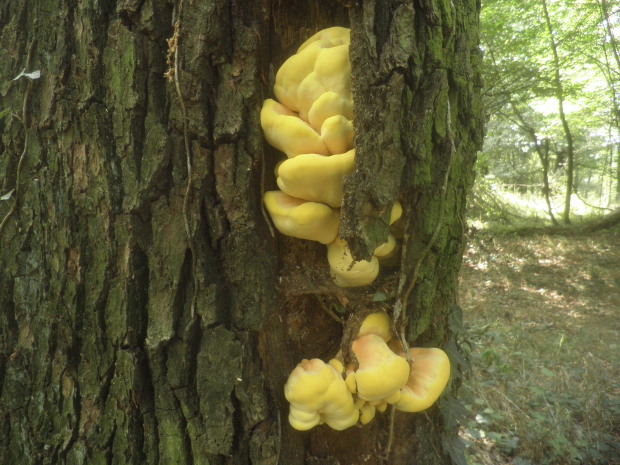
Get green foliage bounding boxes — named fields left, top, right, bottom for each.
left=478, top=0, right=620, bottom=225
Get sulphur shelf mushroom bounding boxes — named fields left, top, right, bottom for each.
left=260, top=99, right=328, bottom=157
left=276, top=149, right=355, bottom=208
left=327, top=239, right=380, bottom=288
left=263, top=191, right=339, bottom=245
left=284, top=358, right=359, bottom=431
left=261, top=26, right=404, bottom=289
left=394, top=347, right=451, bottom=412
left=357, top=311, right=392, bottom=342
left=351, top=333, right=410, bottom=403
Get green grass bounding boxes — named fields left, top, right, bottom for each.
left=467, top=181, right=619, bottom=231
left=458, top=227, right=620, bottom=465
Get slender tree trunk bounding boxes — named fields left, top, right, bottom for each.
left=0, top=1, right=483, bottom=464
left=510, top=104, right=559, bottom=225
left=598, top=0, right=620, bottom=202
left=617, top=146, right=620, bottom=203
left=541, top=0, right=575, bottom=224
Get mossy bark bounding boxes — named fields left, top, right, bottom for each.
left=0, top=1, right=482, bottom=464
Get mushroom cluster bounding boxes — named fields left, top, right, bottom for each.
left=284, top=312, right=451, bottom=430
left=261, top=27, right=401, bottom=287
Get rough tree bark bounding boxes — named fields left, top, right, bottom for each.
left=0, top=1, right=483, bottom=464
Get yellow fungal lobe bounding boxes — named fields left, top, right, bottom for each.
left=328, top=358, right=345, bottom=374
left=284, top=358, right=359, bottom=431
left=327, top=238, right=380, bottom=288
left=263, top=191, right=339, bottom=245
left=394, top=348, right=451, bottom=413
left=352, top=334, right=410, bottom=402
left=260, top=99, right=328, bottom=157
left=320, top=115, right=354, bottom=155
left=308, top=91, right=353, bottom=131
left=373, top=234, right=399, bottom=262
left=390, top=201, right=403, bottom=225
left=276, top=149, right=355, bottom=208
left=357, top=312, right=392, bottom=342
left=297, top=26, right=350, bottom=53
left=359, top=403, right=376, bottom=425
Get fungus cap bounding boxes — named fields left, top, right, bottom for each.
left=260, top=99, right=328, bottom=157
left=357, top=312, right=392, bottom=342
left=298, top=27, right=350, bottom=53
left=312, top=44, right=351, bottom=98
left=320, top=115, right=354, bottom=155
left=273, top=43, right=322, bottom=112
left=274, top=27, right=351, bottom=121
left=296, top=72, right=328, bottom=122
left=308, top=91, right=353, bottom=131
left=373, top=234, right=397, bottom=259
left=276, top=149, right=355, bottom=208
left=359, top=403, right=376, bottom=425
left=394, top=348, right=451, bottom=413
left=352, top=334, right=410, bottom=402
left=284, top=358, right=359, bottom=431
left=263, top=191, right=339, bottom=245
left=327, top=238, right=380, bottom=287
left=390, top=202, right=403, bottom=225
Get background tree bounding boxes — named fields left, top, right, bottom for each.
left=0, top=1, right=483, bottom=464
left=478, top=0, right=619, bottom=225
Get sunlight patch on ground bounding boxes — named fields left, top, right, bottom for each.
left=458, top=227, right=620, bottom=465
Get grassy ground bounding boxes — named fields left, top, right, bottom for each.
left=458, top=225, right=620, bottom=465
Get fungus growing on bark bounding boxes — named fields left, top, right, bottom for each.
left=394, top=347, right=451, bottom=413
left=260, top=99, right=328, bottom=157
left=276, top=149, right=355, bottom=208
left=351, top=333, right=410, bottom=403
left=261, top=27, right=402, bottom=288
left=272, top=26, right=351, bottom=125
left=320, top=114, right=354, bottom=154
left=373, top=234, right=398, bottom=261
left=327, top=238, right=380, bottom=288
left=263, top=191, right=339, bottom=244
left=357, top=311, right=392, bottom=341
left=284, top=358, right=359, bottom=431
left=283, top=313, right=452, bottom=431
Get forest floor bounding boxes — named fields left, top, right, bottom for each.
left=457, top=225, right=620, bottom=465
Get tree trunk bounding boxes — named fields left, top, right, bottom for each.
left=597, top=0, right=620, bottom=202
left=509, top=104, right=559, bottom=225
left=0, top=1, right=483, bottom=464
left=540, top=0, right=575, bottom=224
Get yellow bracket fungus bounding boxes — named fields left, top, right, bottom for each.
left=357, top=311, right=392, bottom=341
left=320, top=115, right=354, bottom=155
left=308, top=91, right=353, bottom=131
left=394, top=347, right=451, bottom=413
left=327, top=239, right=380, bottom=288
left=284, top=358, right=359, bottom=431
left=260, top=99, right=328, bottom=157
left=351, top=333, right=410, bottom=403
left=260, top=27, right=406, bottom=288
left=283, top=313, right=452, bottom=431
left=263, top=191, right=339, bottom=245
left=276, top=150, right=355, bottom=208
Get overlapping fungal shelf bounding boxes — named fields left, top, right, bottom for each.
left=284, top=312, right=451, bottom=430
left=261, top=28, right=451, bottom=431
left=261, top=27, right=401, bottom=288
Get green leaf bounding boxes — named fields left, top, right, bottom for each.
left=0, top=189, right=15, bottom=201
left=540, top=367, right=555, bottom=377
left=372, top=291, right=387, bottom=302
